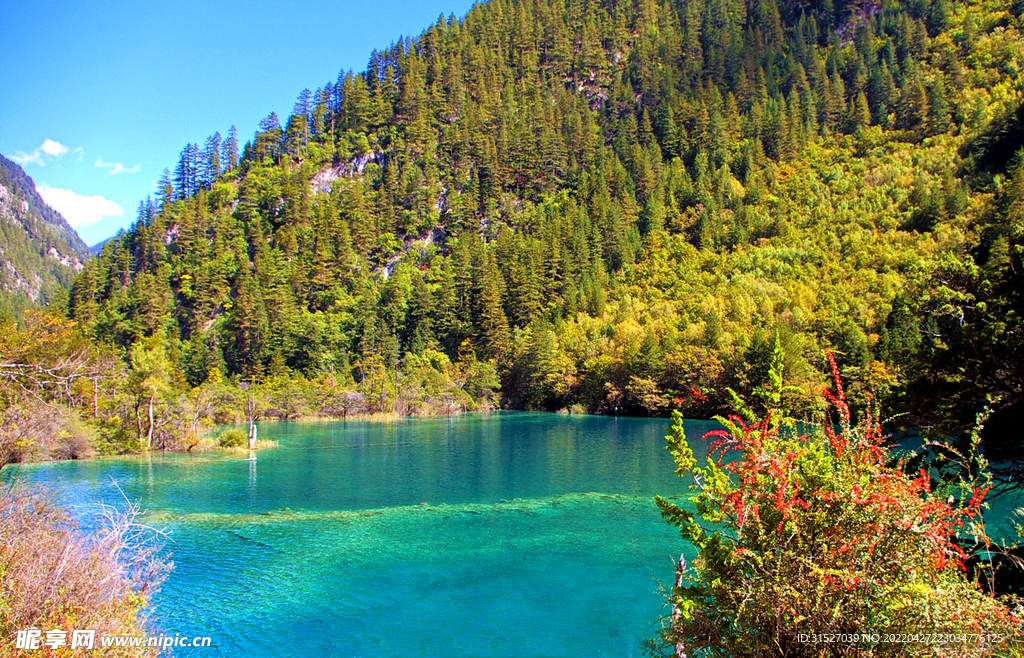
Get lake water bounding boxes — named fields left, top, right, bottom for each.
left=4, top=412, right=723, bottom=657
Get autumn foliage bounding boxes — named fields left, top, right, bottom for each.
left=654, top=349, right=1022, bottom=657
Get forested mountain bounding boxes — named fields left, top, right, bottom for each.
left=67, top=0, right=1023, bottom=428
left=90, top=237, right=114, bottom=256
left=0, top=155, right=90, bottom=311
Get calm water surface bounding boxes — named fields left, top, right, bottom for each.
left=5, top=412, right=723, bottom=657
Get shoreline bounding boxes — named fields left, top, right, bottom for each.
left=0, top=410, right=494, bottom=471
left=1, top=409, right=691, bottom=471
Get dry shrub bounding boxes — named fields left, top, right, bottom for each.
left=316, top=390, right=366, bottom=418
left=0, top=400, right=97, bottom=467
left=0, top=483, right=170, bottom=656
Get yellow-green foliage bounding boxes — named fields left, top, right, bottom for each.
left=217, top=427, right=247, bottom=448
left=60, top=0, right=1024, bottom=425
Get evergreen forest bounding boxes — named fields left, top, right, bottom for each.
left=2, top=0, right=1021, bottom=457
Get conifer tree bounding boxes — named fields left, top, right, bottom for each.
left=473, top=249, right=509, bottom=359
left=221, top=126, right=240, bottom=172
left=227, top=270, right=269, bottom=377
left=202, top=133, right=222, bottom=187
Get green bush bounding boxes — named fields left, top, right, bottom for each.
left=217, top=427, right=247, bottom=448
left=653, top=348, right=1022, bottom=657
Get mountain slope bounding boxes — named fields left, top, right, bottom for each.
left=69, top=0, right=1023, bottom=421
left=0, top=154, right=90, bottom=308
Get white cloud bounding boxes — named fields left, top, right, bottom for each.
left=36, top=184, right=123, bottom=229
left=95, top=157, right=141, bottom=175
left=40, top=139, right=68, bottom=157
left=10, top=140, right=70, bottom=167
left=11, top=152, right=44, bottom=166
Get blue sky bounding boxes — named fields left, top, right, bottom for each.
left=0, top=0, right=476, bottom=246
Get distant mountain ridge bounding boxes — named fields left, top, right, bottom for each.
left=0, top=154, right=91, bottom=307
left=90, top=236, right=115, bottom=256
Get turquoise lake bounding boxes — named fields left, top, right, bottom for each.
left=4, top=412, right=724, bottom=657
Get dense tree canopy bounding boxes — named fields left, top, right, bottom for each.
left=63, top=0, right=1023, bottom=437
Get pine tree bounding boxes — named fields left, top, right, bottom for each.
left=853, top=91, right=872, bottom=128
left=221, top=126, right=240, bottom=172
left=201, top=132, right=222, bottom=187
left=173, top=144, right=201, bottom=200
left=407, top=273, right=437, bottom=353
left=254, top=113, right=283, bottom=163
left=228, top=270, right=268, bottom=377
left=474, top=248, right=509, bottom=359
left=156, top=169, right=175, bottom=208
